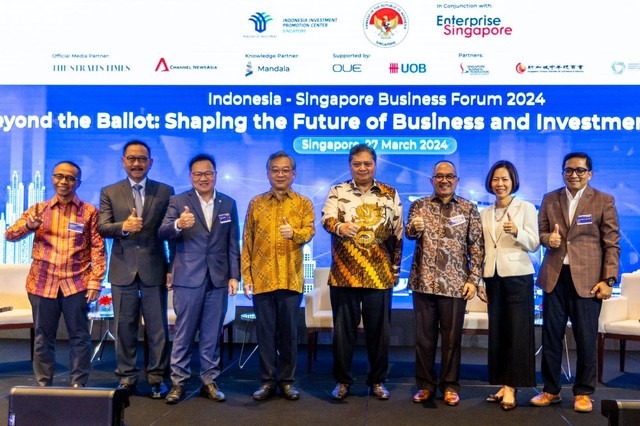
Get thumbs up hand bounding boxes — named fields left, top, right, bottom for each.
left=177, top=206, right=195, bottom=230
left=549, top=223, right=561, bottom=249
left=280, top=217, right=294, bottom=239
left=123, top=207, right=144, bottom=233
left=503, top=212, right=518, bottom=237
left=26, top=203, right=44, bottom=231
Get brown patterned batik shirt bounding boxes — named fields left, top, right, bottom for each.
left=406, top=194, right=484, bottom=298
left=321, top=180, right=403, bottom=290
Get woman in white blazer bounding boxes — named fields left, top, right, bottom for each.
left=477, top=160, right=539, bottom=411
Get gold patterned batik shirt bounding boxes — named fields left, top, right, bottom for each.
left=406, top=194, right=484, bottom=298
left=321, top=180, right=403, bottom=290
left=241, top=189, right=315, bottom=294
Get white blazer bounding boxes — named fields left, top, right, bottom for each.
left=481, top=197, right=540, bottom=278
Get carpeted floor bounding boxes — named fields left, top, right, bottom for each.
left=1, top=338, right=639, bottom=425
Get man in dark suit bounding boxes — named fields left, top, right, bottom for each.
left=531, top=152, right=620, bottom=413
left=159, top=153, right=240, bottom=404
left=98, top=140, right=174, bottom=399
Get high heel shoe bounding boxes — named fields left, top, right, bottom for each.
left=486, top=393, right=503, bottom=403
left=500, top=388, right=517, bottom=411
left=486, top=386, right=505, bottom=403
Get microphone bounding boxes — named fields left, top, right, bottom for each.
left=0, top=306, right=13, bottom=313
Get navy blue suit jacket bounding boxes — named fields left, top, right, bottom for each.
left=158, top=189, right=240, bottom=288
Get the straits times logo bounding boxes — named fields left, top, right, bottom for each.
left=51, top=53, right=131, bottom=72
left=363, top=3, right=409, bottom=48
left=436, top=14, right=513, bottom=38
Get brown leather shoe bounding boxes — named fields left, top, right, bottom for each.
left=574, top=395, right=593, bottom=413
left=529, top=392, right=561, bottom=407
left=331, top=383, right=350, bottom=400
left=413, top=389, right=432, bottom=403
left=370, top=383, right=390, bottom=400
left=443, top=391, right=460, bottom=406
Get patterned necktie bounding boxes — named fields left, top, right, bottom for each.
left=133, top=184, right=144, bottom=216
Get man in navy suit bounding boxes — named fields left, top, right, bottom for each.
left=159, top=153, right=240, bottom=404
left=98, top=140, right=174, bottom=399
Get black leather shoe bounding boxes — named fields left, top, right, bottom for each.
left=117, top=383, right=137, bottom=396
left=370, top=383, right=390, bottom=400
left=150, top=383, right=168, bottom=399
left=280, top=384, right=300, bottom=401
left=331, top=383, right=350, bottom=400
left=253, top=384, right=276, bottom=401
left=200, top=382, right=225, bottom=402
left=165, top=385, right=185, bottom=404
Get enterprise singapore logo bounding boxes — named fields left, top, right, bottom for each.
left=436, top=15, right=513, bottom=38
left=363, top=3, right=409, bottom=48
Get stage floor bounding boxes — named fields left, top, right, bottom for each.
left=1, top=339, right=639, bottom=426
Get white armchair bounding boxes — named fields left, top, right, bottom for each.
left=598, top=272, right=640, bottom=383
left=304, top=267, right=333, bottom=372
left=0, top=264, right=34, bottom=359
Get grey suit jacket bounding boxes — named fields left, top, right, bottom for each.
left=98, top=178, right=174, bottom=287
left=537, top=185, right=620, bottom=298
left=158, top=189, right=240, bottom=288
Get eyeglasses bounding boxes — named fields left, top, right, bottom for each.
left=432, top=174, right=457, bottom=182
left=563, top=167, right=590, bottom=177
left=191, top=171, right=216, bottom=180
left=269, top=168, right=293, bottom=175
left=52, top=174, right=78, bottom=183
left=125, top=156, right=149, bottom=164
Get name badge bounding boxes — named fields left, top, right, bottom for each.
left=218, top=213, right=231, bottom=224
left=68, top=222, right=84, bottom=233
left=449, top=214, right=465, bottom=226
left=576, top=214, right=592, bottom=225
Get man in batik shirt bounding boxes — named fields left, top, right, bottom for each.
left=406, top=160, right=484, bottom=406
left=321, top=144, right=403, bottom=401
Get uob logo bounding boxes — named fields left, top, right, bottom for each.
left=249, top=12, right=273, bottom=33
left=401, top=64, right=426, bottom=73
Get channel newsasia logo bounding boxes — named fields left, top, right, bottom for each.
left=363, top=3, right=409, bottom=48
left=155, top=58, right=217, bottom=72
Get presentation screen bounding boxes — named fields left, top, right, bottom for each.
left=1, top=1, right=638, bottom=297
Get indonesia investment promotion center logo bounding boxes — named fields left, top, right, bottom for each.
left=363, top=3, right=408, bottom=48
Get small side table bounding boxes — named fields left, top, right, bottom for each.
left=89, top=311, right=115, bottom=363
left=238, top=312, right=258, bottom=369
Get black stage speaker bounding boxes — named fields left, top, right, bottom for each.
left=601, top=399, right=640, bottom=426
left=8, top=386, right=130, bottom=426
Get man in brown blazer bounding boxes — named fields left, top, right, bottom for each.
left=530, top=152, right=620, bottom=413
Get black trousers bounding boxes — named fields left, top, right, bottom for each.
left=541, top=265, right=602, bottom=395
left=29, top=290, right=91, bottom=386
left=330, top=286, right=391, bottom=387
left=253, top=289, right=302, bottom=386
left=485, top=273, right=536, bottom=387
left=112, top=276, right=168, bottom=386
left=413, top=292, right=466, bottom=393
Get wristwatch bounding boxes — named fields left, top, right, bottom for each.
left=605, top=277, right=616, bottom=287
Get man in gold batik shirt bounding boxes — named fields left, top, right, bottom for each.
left=321, top=144, right=403, bottom=401
left=242, top=151, right=315, bottom=401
